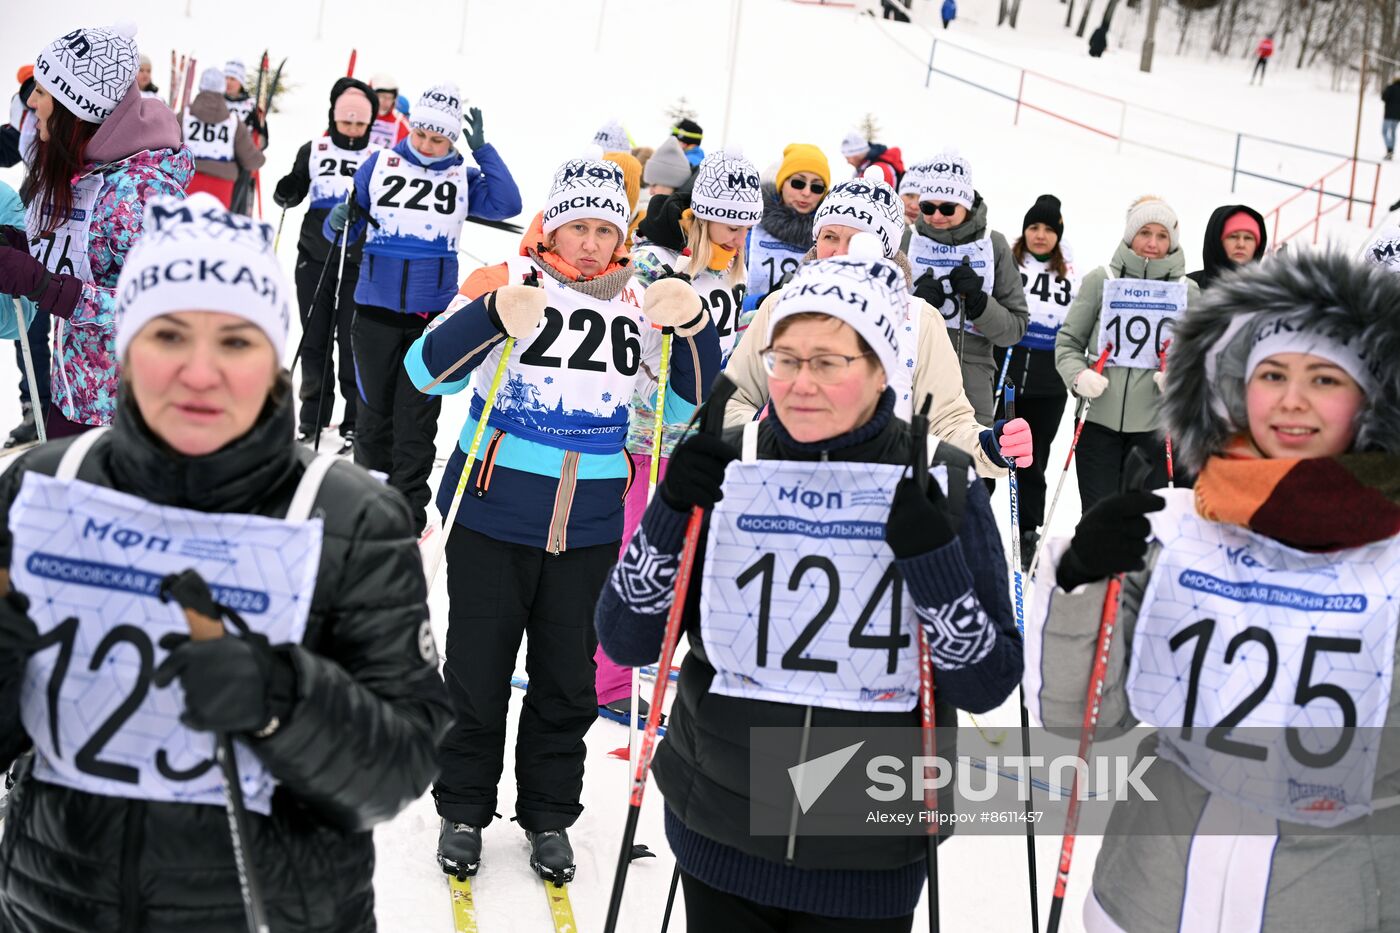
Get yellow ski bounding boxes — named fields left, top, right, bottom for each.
left=543, top=879, right=578, bottom=933
left=448, top=874, right=479, bottom=933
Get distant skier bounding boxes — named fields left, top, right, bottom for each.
left=1089, top=24, right=1109, bottom=58
left=942, top=0, right=957, bottom=28
left=1382, top=76, right=1400, bottom=160
left=840, top=131, right=905, bottom=187
left=185, top=67, right=265, bottom=209
left=671, top=117, right=704, bottom=166
left=137, top=54, right=160, bottom=100
left=1250, top=34, right=1274, bottom=85
left=368, top=73, right=411, bottom=149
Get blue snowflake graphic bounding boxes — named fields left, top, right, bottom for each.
left=544, top=377, right=554, bottom=384
left=602, top=391, right=613, bottom=402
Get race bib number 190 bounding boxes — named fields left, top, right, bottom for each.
left=1098, top=278, right=1187, bottom=369
left=13, top=474, right=322, bottom=814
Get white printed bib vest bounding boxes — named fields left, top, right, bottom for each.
left=700, top=459, right=925, bottom=712
left=906, top=234, right=995, bottom=336
left=1097, top=277, right=1187, bottom=370
left=364, top=152, right=470, bottom=253
left=468, top=255, right=649, bottom=454
left=182, top=112, right=237, bottom=163
left=15, top=471, right=324, bottom=815
left=1128, top=490, right=1400, bottom=826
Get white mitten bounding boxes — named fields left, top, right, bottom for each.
left=643, top=277, right=705, bottom=336
left=1074, top=368, right=1109, bottom=399
left=491, top=284, right=548, bottom=338
left=1152, top=371, right=1165, bottom=391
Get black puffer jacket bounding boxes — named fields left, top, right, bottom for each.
left=0, top=388, right=453, bottom=933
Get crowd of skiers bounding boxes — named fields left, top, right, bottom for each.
left=0, top=18, right=1396, bottom=933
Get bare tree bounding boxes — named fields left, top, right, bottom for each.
left=1066, top=0, right=1076, bottom=28
left=1297, top=0, right=1319, bottom=67
left=1141, top=0, right=1163, bottom=71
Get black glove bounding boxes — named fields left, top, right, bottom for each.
left=912, top=270, right=947, bottom=308
left=884, top=475, right=956, bottom=559
left=0, top=225, right=27, bottom=252
left=463, top=107, right=486, bottom=151
left=947, top=263, right=989, bottom=319
left=153, top=630, right=295, bottom=735
left=659, top=432, right=739, bottom=513
left=1056, top=491, right=1166, bottom=592
left=272, top=177, right=298, bottom=209
left=154, top=569, right=296, bottom=736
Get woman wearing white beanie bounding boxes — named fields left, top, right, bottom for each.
left=1054, top=194, right=1200, bottom=510
left=723, top=178, right=1034, bottom=481
left=905, top=150, right=1030, bottom=427
left=0, top=23, right=192, bottom=439
left=407, top=157, right=721, bottom=884
left=0, top=192, right=451, bottom=932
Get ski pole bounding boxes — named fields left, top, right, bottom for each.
left=424, top=336, right=516, bottom=588
left=1026, top=344, right=1111, bottom=581
left=909, top=394, right=940, bottom=933
left=631, top=329, right=673, bottom=827
left=12, top=300, right=46, bottom=445
left=1159, top=340, right=1174, bottom=488
left=1003, top=383, right=1039, bottom=933
left=273, top=208, right=286, bottom=255
left=311, top=217, right=353, bottom=452
left=163, top=580, right=269, bottom=933
left=289, top=192, right=352, bottom=373
left=1044, top=451, right=1151, bottom=933
left=992, top=348, right=1013, bottom=412
left=659, top=864, right=681, bottom=933
left=604, top=375, right=738, bottom=933
left=954, top=255, right=971, bottom=369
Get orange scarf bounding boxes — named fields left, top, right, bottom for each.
left=1194, top=437, right=1400, bottom=551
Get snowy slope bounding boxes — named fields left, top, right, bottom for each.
left=1, top=1, right=1387, bottom=930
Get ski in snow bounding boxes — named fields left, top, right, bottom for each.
left=542, top=879, right=578, bottom=933
left=447, top=874, right=479, bottom=933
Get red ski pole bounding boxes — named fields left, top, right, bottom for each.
left=346, top=48, right=357, bottom=78
left=908, top=394, right=941, bottom=933
left=1026, top=344, right=1112, bottom=580
left=603, top=376, right=737, bottom=933
left=1043, top=450, right=1151, bottom=933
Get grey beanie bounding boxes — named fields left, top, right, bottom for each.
left=643, top=137, right=692, bottom=188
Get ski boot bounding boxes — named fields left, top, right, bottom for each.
left=1019, top=529, right=1039, bottom=573
left=337, top=429, right=355, bottom=457
left=526, top=829, right=575, bottom=884
left=437, top=820, right=483, bottom=879
left=4, top=405, right=37, bottom=449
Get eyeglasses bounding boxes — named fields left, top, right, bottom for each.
left=762, top=349, right=873, bottom=384
left=919, top=201, right=960, bottom=217
left=786, top=178, right=827, bottom=195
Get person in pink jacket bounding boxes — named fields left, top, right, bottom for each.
left=0, top=23, right=192, bottom=438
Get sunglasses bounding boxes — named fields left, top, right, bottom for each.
left=919, top=201, right=960, bottom=217
left=787, top=177, right=827, bottom=195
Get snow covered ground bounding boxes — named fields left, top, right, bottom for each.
left=1, top=0, right=1393, bottom=929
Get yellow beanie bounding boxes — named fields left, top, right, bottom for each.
left=775, top=143, right=831, bottom=192
left=604, top=151, right=643, bottom=213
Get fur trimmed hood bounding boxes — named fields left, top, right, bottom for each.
left=1161, top=250, right=1400, bottom=472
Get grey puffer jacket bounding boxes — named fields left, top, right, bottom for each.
left=903, top=195, right=1028, bottom=424
left=1027, top=252, right=1400, bottom=933
left=0, top=388, right=453, bottom=933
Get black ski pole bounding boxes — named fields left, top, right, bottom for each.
left=311, top=221, right=352, bottom=451
left=909, top=394, right=940, bottom=933
left=1004, top=383, right=1040, bottom=933
left=658, top=863, right=681, bottom=932
left=160, top=573, right=268, bottom=933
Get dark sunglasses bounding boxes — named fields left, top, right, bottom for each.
left=787, top=177, right=827, bottom=195
left=919, top=201, right=960, bottom=217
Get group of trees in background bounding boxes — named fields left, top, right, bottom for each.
left=996, top=0, right=1399, bottom=88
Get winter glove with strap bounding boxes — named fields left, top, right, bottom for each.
left=1056, top=491, right=1165, bottom=592
left=884, top=473, right=957, bottom=559
left=912, top=270, right=947, bottom=308
left=947, top=262, right=988, bottom=319
left=153, top=570, right=297, bottom=736
left=487, top=270, right=547, bottom=338
left=0, top=588, right=39, bottom=716
left=0, top=245, right=82, bottom=318
left=659, top=432, right=739, bottom=513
